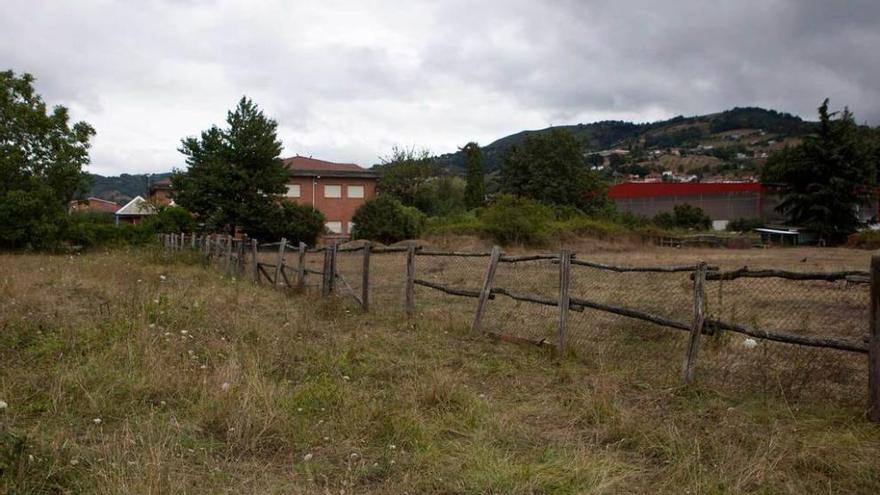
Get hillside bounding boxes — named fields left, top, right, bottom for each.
left=82, top=107, right=815, bottom=201
left=84, top=173, right=172, bottom=204
left=434, top=107, right=816, bottom=179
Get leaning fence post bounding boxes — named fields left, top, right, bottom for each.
left=683, top=262, right=708, bottom=385
left=869, top=255, right=880, bottom=421
left=557, top=249, right=572, bottom=355
left=297, top=242, right=307, bottom=288
left=472, top=245, right=502, bottom=334
left=273, top=238, right=287, bottom=287
left=191, top=232, right=196, bottom=249
left=362, top=241, right=371, bottom=312
left=405, top=245, right=416, bottom=316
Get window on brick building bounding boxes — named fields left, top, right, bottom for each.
left=324, top=185, right=342, bottom=198
left=325, top=221, right=343, bottom=234
left=286, top=184, right=301, bottom=198
left=347, top=185, right=364, bottom=198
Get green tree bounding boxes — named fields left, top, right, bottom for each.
left=173, top=97, right=289, bottom=234
left=462, top=142, right=485, bottom=208
left=414, top=176, right=467, bottom=216
left=761, top=99, right=876, bottom=240
left=376, top=146, right=435, bottom=208
left=0, top=71, right=95, bottom=249
left=500, top=129, right=608, bottom=212
left=351, top=196, right=425, bottom=243
left=653, top=204, right=711, bottom=230
left=244, top=202, right=325, bottom=245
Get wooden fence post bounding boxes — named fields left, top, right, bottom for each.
left=321, top=247, right=332, bottom=296
left=226, top=235, right=232, bottom=275
left=236, top=239, right=245, bottom=277
left=329, top=243, right=338, bottom=294
left=405, top=245, right=416, bottom=316
left=472, top=245, right=502, bottom=334
left=191, top=232, right=196, bottom=249
left=362, top=242, right=371, bottom=312
left=297, top=242, right=307, bottom=288
left=251, top=239, right=259, bottom=283
left=557, top=249, right=572, bottom=355
left=273, top=238, right=287, bottom=288
left=683, top=262, right=708, bottom=385
left=869, top=255, right=880, bottom=421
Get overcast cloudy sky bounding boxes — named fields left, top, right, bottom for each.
left=3, top=0, right=879, bottom=175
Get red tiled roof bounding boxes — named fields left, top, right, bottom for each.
left=283, top=156, right=366, bottom=173
left=609, top=182, right=764, bottom=199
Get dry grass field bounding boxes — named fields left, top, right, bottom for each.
left=2, top=244, right=880, bottom=494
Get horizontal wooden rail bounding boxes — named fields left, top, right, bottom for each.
left=567, top=259, right=719, bottom=273
left=500, top=254, right=559, bottom=263
left=413, top=279, right=491, bottom=299
left=705, top=267, right=870, bottom=282
left=418, top=249, right=492, bottom=257
left=705, top=318, right=868, bottom=353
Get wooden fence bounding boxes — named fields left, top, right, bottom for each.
left=158, top=232, right=880, bottom=421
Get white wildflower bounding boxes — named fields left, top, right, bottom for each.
left=148, top=323, right=156, bottom=329
left=388, top=444, right=396, bottom=450
left=342, top=375, right=350, bottom=381
left=297, top=407, right=303, bottom=412
left=323, top=436, right=330, bottom=441
left=159, top=275, right=166, bottom=281
left=742, top=338, right=758, bottom=349
left=93, top=418, right=102, bottom=424
left=221, top=382, right=231, bottom=392
left=153, top=299, right=160, bottom=304
left=303, top=453, right=313, bottom=462
left=181, top=330, right=188, bottom=335
left=0, top=400, right=7, bottom=410
left=70, top=459, right=79, bottom=466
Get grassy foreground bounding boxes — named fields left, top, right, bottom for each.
left=1, top=249, right=879, bottom=494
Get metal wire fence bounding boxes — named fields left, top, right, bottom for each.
left=159, top=233, right=878, bottom=415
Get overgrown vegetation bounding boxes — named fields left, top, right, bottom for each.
left=1, top=250, right=878, bottom=493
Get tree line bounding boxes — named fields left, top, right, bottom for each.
left=3, top=67, right=879, bottom=250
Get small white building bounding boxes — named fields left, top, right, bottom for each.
left=115, top=196, right=156, bottom=225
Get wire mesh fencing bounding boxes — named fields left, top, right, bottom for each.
left=158, top=233, right=878, bottom=414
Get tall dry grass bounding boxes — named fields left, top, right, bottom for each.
left=0, top=247, right=878, bottom=494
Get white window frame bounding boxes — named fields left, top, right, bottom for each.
left=325, top=221, right=343, bottom=234
left=324, top=184, right=342, bottom=198
left=347, top=221, right=356, bottom=234
left=286, top=184, right=301, bottom=198
left=347, top=185, right=365, bottom=199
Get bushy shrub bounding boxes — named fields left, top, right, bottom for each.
left=653, top=204, right=711, bottom=230
left=726, top=217, right=764, bottom=232
left=243, top=202, right=325, bottom=245
left=142, top=206, right=196, bottom=233
left=481, top=194, right=554, bottom=245
left=62, top=212, right=155, bottom=249
left=351, top=196, right=425, bottom=243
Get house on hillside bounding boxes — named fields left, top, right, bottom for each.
left=281, top=156, right=378, bottom=239
left=69, top=197, right=119, bottom=214
left=115, top=196, right=156, bottom=225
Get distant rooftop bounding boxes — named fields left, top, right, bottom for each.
left=283, top=156, right=377, bottom=177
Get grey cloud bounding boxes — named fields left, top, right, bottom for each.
left=1, top=0, right=878, bottom=174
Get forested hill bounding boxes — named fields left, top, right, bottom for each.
left=83, top=173, right=172, bottom=204
left=433, top=107, right=815, bottom=172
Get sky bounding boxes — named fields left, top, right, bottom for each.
left=2, top=0, right=879, bottom=176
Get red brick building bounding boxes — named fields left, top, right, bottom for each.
left=69, top=197, right=119, bottom=214
left=281, top=156, right=378, bottom=239
left=148, top=177, right=174, bottom=206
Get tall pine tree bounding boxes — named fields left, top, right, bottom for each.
left=462, top=142, right=485, bottom=209
left=765, top=99, right=876, bottom=241
left=173, top=97, right=289, bottom=234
